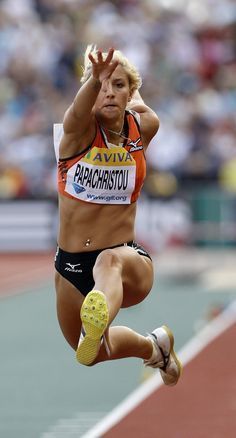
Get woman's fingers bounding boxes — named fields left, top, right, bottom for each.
left=89, top=47, right=118, bottom=79
left=89, top=48, right=114, bottom=66
left=97, top=50, right=103, bottom=63
left=88, top=52, right=96, bottom=63
left=105, top=48, right=114, bottom=64
left=111, top=59, right=119, bottom=70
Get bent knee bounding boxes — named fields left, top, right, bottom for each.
left=93, top=249, right=122, bottom=273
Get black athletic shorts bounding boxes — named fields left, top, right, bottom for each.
left=54, top=240, right=152, bottom=297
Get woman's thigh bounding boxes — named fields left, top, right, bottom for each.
left=112, top=246, right=154, bottom=307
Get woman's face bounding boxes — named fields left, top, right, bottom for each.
left=94, top=65, right=131, bottom=121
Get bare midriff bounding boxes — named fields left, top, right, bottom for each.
left=58, top=194, right=136, bottom=252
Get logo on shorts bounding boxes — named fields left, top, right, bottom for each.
left=65, top=262, right=82, bottom=273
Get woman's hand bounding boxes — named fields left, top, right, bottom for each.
left=88, top=48, right=119, bottom=83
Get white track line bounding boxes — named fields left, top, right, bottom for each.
left=81, top=299, right=236, bottom=438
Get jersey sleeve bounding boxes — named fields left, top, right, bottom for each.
left=53, top=123, right=64, bottom=163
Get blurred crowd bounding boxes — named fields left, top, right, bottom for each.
left=0, top=0, right=236, bottom=200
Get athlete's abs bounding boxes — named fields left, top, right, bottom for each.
left=58, top=194, right=136, bottom=252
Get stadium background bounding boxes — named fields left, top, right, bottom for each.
left=0, top=0, right=236, bottom=437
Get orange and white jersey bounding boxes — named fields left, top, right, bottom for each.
left=53, top=110, right=146, bottom=205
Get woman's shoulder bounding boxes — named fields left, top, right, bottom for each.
left=126, top=109, right=141, bottom=126
left=127, top=107, right=159, bottom=145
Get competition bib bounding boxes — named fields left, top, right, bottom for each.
left=65, top=146, right=136, bottom=204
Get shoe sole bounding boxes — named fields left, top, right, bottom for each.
left=161, top=325, right=183, bottom=385
left=76, top=290, right=109, bottom=365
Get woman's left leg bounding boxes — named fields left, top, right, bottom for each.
left=93, top=246, right=154, bottom=318
left=76, top=246, right=182, bottom=386
left=76, top=246, right=154, bottom=365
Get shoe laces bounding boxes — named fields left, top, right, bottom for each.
left=144, top=333, right=170, bottom=369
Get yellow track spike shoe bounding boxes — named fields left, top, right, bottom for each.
left=76, top=290, right=109, bottom=366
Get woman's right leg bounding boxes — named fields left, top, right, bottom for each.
left=92, top=325, right=183, bottom=386
left=93, top=326, right=153, bottom=362
left=55, top=272, right=84, bottom=350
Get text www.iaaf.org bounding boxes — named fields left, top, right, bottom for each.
left=86, top=193, right=127, bottom=202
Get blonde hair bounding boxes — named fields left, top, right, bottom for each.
left=80, top=44, right=142, bottom=93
